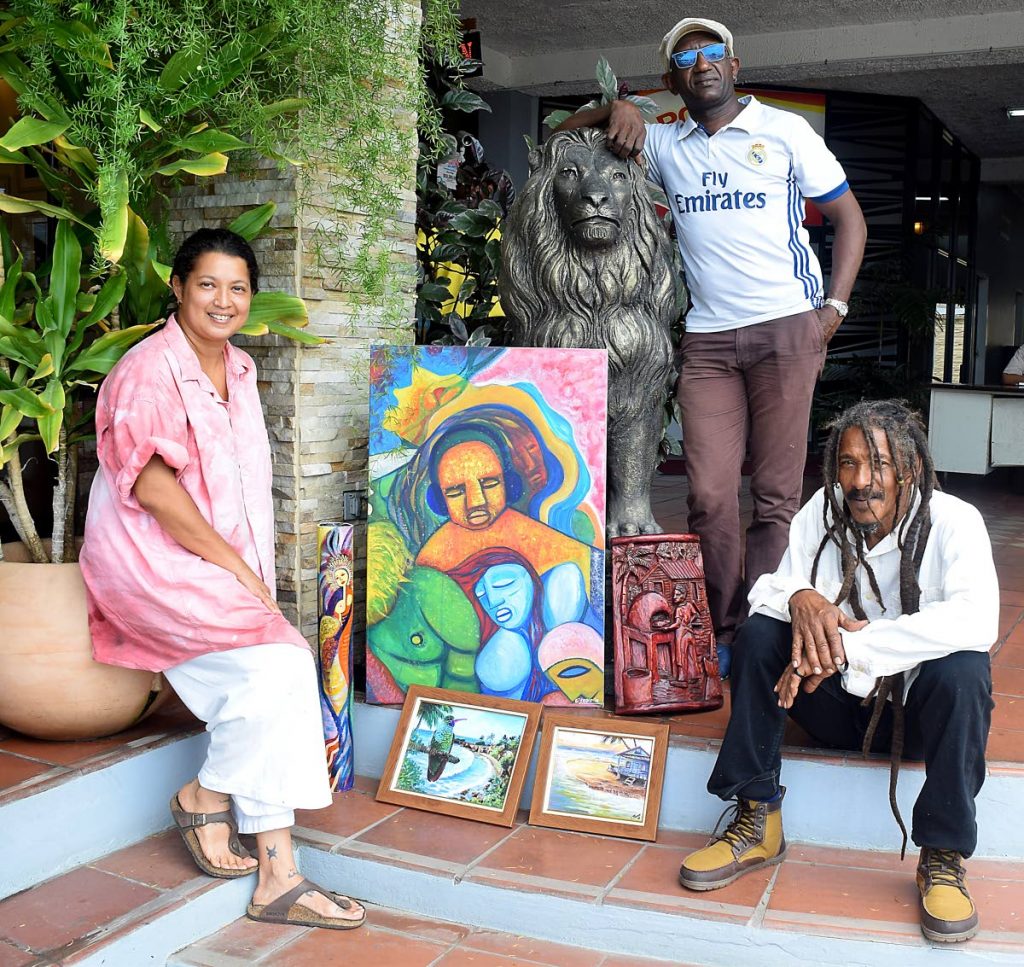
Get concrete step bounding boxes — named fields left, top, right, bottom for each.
left=166, top=776, right=1024, bottom=967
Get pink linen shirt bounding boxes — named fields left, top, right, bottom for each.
left=80, top=314, right=307, bottom=672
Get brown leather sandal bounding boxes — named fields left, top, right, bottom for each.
left=246, top=878, right=367, bottom=930
left=169, top=794, right=256, bottom=879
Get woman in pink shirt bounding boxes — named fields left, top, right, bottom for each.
left=80, top=229, right=364, bottom=930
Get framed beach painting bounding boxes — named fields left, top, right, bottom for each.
left=528, top=713, right=669, bottom=841
left=376, top=685, right=541, bottom=827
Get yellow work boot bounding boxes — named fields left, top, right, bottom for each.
left=917, top=848, right=979, bottom=943
left=679, top=788, right=787, bottom=891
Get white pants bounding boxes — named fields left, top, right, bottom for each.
left=164, top=643, right=333, bottom=834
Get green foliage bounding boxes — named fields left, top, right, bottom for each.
left=396, top=756, right=425, bottom=792
left=415, top=47, right=505, bottom=346
left=542, top=57, right=660, bottom=131
left=0, top=0, right=461, bottom=291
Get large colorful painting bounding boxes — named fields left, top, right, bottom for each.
left=318, top=522, right=354, bottom=791
left=367, top=345, right=607, bottom=707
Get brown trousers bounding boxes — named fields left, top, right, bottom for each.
left=676, top=310, right=826, bottom=643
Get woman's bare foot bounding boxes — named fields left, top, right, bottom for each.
left=253, top=828, right=364, bottom=923
left=175, top=779, right=257, bottom=874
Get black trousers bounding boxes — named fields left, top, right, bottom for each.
left=708, top=614, right=993, bottom=857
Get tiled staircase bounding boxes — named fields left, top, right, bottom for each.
left=1, top=469, right=1023, bottom=965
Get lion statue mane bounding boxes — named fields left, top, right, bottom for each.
left=500, top=127, right=677, bottom=537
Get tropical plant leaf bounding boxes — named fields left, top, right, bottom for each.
left=228, top=202, right=276, bottom=241
left=596, top=56, right=618, bottom=103
left=261, top=97, right=309, bottom=117
left=54, top=136, right=98, bottom=172
left=440, top=90, right=492, bottom=114
left=31, top=353, right=54, bottom=382
left=49, top=221, right=83, bottom=340
left=158, top=46, right=206, bottom=91
left=264, top=319, right=324, bottom=345
left=0, top=194, right=89, bottom=226
left=174, top=129, right=249, bottom=154
left=624, top=94, right=660, bottom=118
left=0, top=386, right=54, bottom=418
left=139, top=107, right=162, bottom=132
left=78, top=272, right=127, bottom=330
left=449, top=317, right=469, bottom=342
left=245, top=292, right=309, bottom=329
left=156, top=152, right=229, bottom=177
left=419, top=282, right=453, bottom=304
left=122, top=211, right=168, bottom=326
left=65, top=324, right=157, bottom=376
left=98, top=167, right=130, bottom=264
left=0, top=403, right=21, bottom=440
left=542, top=109, right=571, bottom=131
left=0, top=116, right=68, bottom=151
left=447, top=209, right=496, bottom=237
left=36, top=378, right=65, bottom=454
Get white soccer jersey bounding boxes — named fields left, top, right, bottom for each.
left=644, top=96, right=849, bottom=333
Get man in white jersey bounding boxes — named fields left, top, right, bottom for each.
left=558, top=18, right=867, bottom=663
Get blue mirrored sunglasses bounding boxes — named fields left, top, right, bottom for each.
left=670, top=42, right=728, bottom=69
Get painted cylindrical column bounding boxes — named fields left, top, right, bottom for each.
left=318, top=522, right=355, bottom=791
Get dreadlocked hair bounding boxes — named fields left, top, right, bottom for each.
left=810, top=399, right=939, bottom=859
left=811, top=398, right=938, bottom=617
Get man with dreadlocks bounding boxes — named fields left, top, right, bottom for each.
left=677, top=399, right=998, bottom=944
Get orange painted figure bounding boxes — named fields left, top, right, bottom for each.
left=416, top=438, right=592, bottom=581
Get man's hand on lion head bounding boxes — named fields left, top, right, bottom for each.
left=551, top=139, right=634, bottom=249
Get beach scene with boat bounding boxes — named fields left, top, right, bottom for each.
left=394, top=699, right=528, bottom=810
left=542, top=727, right=654, bottom=824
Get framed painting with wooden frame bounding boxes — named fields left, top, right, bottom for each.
left=528, top=712, right=669, bottom=841
left=376, top=685, right=542, bottom=827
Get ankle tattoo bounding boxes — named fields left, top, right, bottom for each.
left=265, top=845, right=278, bottom=860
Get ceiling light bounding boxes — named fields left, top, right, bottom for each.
left=1007, top=108, right=1024, bottom=118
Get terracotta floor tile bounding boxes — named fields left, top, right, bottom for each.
left=0, top=752, right=55, bottom=790
left=474, top=826, right=642, bottom=888
left=999, top=605, right=1024, bottom=636
left=1000, top=589, right=1024, bottom=607
left=91, top=829, right=204, bottom=891
left=0, top=942, right=32, bottom=967
left=0, top=734, right=134, bottom=767
left=295, top=791, right=401, bottom=842
left=985, top=728, right=1024, bottom=762
left=368, top=909, right=471, bottom=945
left=353, top=810, right=514, bottom=866
left=767, top=862, right=918, bottom=925
left=993, top=697, right=1024, bottom=730
left=268, top=923, right=447, bottom=966
left=994, top=644, right=1024, bottom=670
left=461, top=928, right=604, bottom=966
left=611, top=844, right=772, bottom=912
left=968, top=876, right=1024, bottom=932
left=784, top=843, right=909, bottom=874
left=0, top=866, right=160, bottom=952
left=435, top=950, right=552, bottom=967
left=649, top=829, right=709, bottom=851
left=994, top=667, right=1024, bottom=698
left=188, top=916, right=306, bottom=959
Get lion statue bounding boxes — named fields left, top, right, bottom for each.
left=500, top=127, right=677, bottom=537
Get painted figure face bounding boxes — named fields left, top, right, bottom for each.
left=666, top=30, right=739, bottom=112
left=437, top=441, right=508, bottom=530
left=171, top=251, right=252, bottom=349
left=475, top=563, right=534, bottom=630
left=545, top=657, right=603, bottom=703
left=837, top=426, right=906, bottom=547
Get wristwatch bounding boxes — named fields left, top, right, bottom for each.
left=823, top=298, right=849, bottom=318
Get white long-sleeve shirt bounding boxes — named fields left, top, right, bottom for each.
left=748, top=488, right=999, bottom=698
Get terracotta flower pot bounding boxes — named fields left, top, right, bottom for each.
left=0, top=544, right=166, bottom=740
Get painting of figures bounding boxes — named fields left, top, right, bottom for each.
left=317, top=522, right=354, bottom=791
left=529, top=713, right=668, bottom=841
left=366, top=344, right=608, bottom=707
left=376, top=686, right=541, bottom=826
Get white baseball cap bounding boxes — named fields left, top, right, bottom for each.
left=661, top=18, right=735, bottom=70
